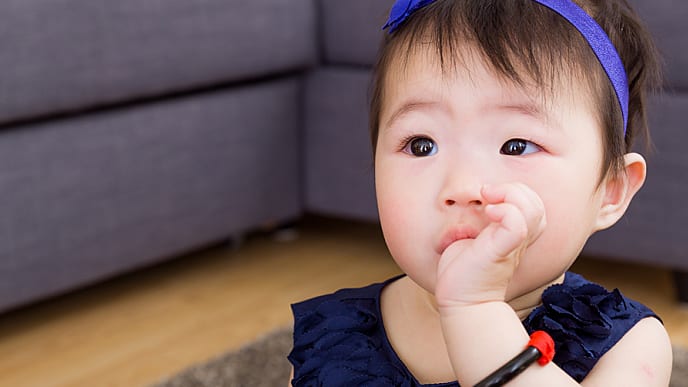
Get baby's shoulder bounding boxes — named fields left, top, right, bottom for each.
left=585, top=317, right=672, bottom=385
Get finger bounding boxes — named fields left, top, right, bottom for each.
left=482, top=183, right=546, bottom=241
left=480, top=202, right=528, bottom=258
left=481, top=183, right=539, bottom=209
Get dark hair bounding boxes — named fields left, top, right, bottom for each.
left=369, top=0, right=661, bottom=181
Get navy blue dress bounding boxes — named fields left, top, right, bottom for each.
left=288, top=272, right=659, bottom=386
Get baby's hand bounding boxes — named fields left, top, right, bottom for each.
left=435, top=183, right=546, bottom=309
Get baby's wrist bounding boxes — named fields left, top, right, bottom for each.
left=437, top=298, right=508, bottom=317
left=434, top=280, right=509, bottom=311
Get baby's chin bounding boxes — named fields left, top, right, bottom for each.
left=505, top=270, right=567, bottom=304
left=400, top=272, right=438, bottom=298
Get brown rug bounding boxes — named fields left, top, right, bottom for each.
left=152, top=326, right=687, bottom=386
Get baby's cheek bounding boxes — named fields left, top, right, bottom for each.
left=378, top=186, right=415, bottom=228
left=522, top=221, right=583, bottom=278
left=379, top=197, right=428, bottom=259
left=378, top=195, right=405, bottom=237
left=379, top=203, right=413, bottom=252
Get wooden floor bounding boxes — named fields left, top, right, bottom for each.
left=0, top=216, right=686, bottom=386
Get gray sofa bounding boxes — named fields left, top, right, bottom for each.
left=0, top=0, right=314, bottom=313
left=1, top=0, right=685, bottom=314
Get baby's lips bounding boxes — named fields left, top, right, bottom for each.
left=436, top=225, right=479, bottom=255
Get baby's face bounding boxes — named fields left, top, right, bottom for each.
left=375, top=49, right=608, bottom=299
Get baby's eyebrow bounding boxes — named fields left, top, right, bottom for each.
left=496, top=102, right=544, bottom=119
left=383, top=99, right=446, bottom=129
left=492, top=102, right=560, bottom=129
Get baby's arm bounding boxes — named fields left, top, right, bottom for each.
left=435, top=182, right=575, bottom=385
left=584, top=317, right=672, bottom=386
left=435, top=183, right=672, bottom=386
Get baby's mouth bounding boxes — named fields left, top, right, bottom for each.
left=437, top=226, right=479, bottom=255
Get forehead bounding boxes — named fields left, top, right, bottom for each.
left=380, top=44, right=590, bottom=129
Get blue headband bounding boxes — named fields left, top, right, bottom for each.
left=383, top=0, right=629, bottom=134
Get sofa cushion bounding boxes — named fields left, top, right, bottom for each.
left=584, top=92, right=688, bottom=270
left=629, top=0, right=688, bottom=89
left=0, top=78, right=303, bottom=312
left=0, top=0, right=316, bottom=125
left=304, top=68, right=378, bottom=221
left=319, top=0, right=394, bottom=67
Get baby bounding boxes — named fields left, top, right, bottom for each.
left=289, top=0, right=673, bottom=385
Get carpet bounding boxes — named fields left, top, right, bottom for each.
left=152, top=326, right=687, bottom=386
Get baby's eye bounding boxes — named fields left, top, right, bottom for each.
left=500, top=139, right=541, bottom=156
left=403, top=137, right=437, bottom=157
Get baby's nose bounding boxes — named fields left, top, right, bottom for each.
left=439, top=167, right=485, bottom=209
left=444, top=197, right=483, bottom=207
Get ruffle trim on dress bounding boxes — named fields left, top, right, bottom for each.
left=289, top=296, right=416, bottom=386
left=524, top=273, right=649, bottom=382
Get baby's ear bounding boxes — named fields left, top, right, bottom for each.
left=594, top=153, right=647, bottom=231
